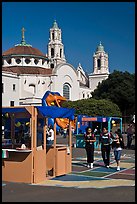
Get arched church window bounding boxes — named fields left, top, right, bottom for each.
left=52, top=32, right=54, bottom=40
left=25, top=58, right=31, bottom=64
left=83, top=93, right=85, bottom=98
left=29, top=84, right=36, bottom=95
left=16, top=59, right=21, bottom=64
left=97, top=59, right=101, bottom=69
left=63, top=84, right=70, bottom=100
left=34, top=59, right=39, bottom=65
left=51, top=48, right=54, bottom=57
left=60, top=49, right=62, bottom=58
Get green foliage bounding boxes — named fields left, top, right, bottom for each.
left=62, top=98, right=121, bottom=117
left=91, top=70, right=135, bottom=116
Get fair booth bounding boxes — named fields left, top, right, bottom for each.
left=2, top=106, right=75, bottom=184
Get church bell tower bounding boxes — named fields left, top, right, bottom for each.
left=48, top=20, right=66, bottom=68
left=93, top=42, right=109, bottom=74
left=89, top=42, right=109, bottom=92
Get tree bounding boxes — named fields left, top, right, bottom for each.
left=62, top=98, right=121, bottom=117
left=91, top=70, right=135, bottom=118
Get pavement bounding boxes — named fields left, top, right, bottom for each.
left=2, top=135, right=135, bottom=202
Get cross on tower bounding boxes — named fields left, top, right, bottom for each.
left=21, top=27, right=26, bottom=41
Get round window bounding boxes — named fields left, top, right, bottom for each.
left=16, top=59, right=21, bottom=64
left=25, top=58, right=31, bottom=64
left=34, top=59, right=39, bottom=65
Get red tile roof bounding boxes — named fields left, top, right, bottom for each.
left=2, top=66, right=53, bottom=75
left=3, top=46, right=46, bottom=57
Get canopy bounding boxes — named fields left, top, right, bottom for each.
left=2, top=108, right=26, bottom=114
left=2, top=106, right=75, bottom=120
left=79, top=115, right=122, bottom=122
left=36, top=106, right=75, bottom=120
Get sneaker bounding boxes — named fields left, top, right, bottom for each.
left=87, top=164, right=90, bottom=168
left=117, top=166, right=120, bottom=171
left=90, top=163, right=93, bottom=168
left=106, top=165, right=109, bottom=168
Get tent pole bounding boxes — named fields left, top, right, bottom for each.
left=53, top=119, right=56, bottom=177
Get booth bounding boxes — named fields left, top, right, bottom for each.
left=2, top=106, right=75, bottom=184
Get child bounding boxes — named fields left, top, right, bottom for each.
left=112, top=131, right=124, bottom=171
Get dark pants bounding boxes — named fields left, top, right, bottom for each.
left=85, top=144, right=94, bottom=164
left=101, top=145, right=110, bottom=166
left=127, top=134, right=133, bottom=149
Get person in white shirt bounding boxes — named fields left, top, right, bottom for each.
left=112, top=131, right=124, bottom=171
left=47, top=125, right=54, bottom=145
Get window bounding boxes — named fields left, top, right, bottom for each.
left=10, top=101, right=14, bottom=106
left=7, top=59, right=11, bottom=64
left=29, top=84, right=36, bottom=95
left=34, top=59, right=39, bottom=65
left=52, top=32, right=54, bottom=40
left=51, top=63, right=54, bottom=68
left=16, top=59, right=21, bottom=64
left=97, top=59, right=101, bottom=69
left=13, top=84, right=16, bottom=91
left=51, top=48, right=54, bottom=57
left=42, top=59, right=45, bottom=65
left=60, top=49, right=62, bottom=58
left=63, top=84, right=70, bottom=100
left=83, top=93, right=85, bottom=98
left=25, top=58, right=31, bottom=64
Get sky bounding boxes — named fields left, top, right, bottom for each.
left=2, top=2, right=135, bottom=74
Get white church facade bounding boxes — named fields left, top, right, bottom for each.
left=2, top=20, right=109, bottom=107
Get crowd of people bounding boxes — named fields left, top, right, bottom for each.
left=15, top=119, right=134, bottom=171
left=83, top=124, right=134, bottom=171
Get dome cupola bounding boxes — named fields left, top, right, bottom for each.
left=96, top=41, right=104, bottom=52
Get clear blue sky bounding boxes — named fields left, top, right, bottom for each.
left=2, top=2, right=135, bottom=74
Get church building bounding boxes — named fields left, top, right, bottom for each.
left=2, top=20, right=109, bottom=106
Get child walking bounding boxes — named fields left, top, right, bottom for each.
left=84, top=127, right=96, bottom=168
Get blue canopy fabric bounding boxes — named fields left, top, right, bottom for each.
left=2, top=108, right=27, bottom=114
left=2, top=106, right=75, bottom=120
left=36, top=106, right=75, bottom=120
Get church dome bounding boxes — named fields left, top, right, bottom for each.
left=96, top=41, right=104, bottom=52
left=52, top=20, right=59, bottom=29
left=3, top=45, right=45, bottom=57
left=2, top=28, right=49, bottom=69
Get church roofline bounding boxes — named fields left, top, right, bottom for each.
left=52, top=62, right=77, bottom=75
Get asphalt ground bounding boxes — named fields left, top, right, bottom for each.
left=2, top=135, right=135, bottom=202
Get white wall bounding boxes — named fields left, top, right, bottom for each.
left=89, top=74, right=109, bottom=92
left=19, top=75, right=52, bottom=104
left=52, top=63, right=79, bottom=101
left=2, top=72, right=20, bottom=106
